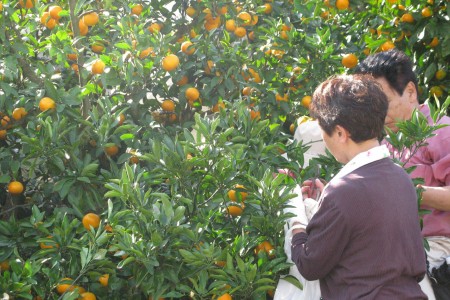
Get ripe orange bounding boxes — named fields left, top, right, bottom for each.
left=161, top=54, right=179, bottom=72
left=104, top=144, right=119, bottom=157
left=430, top=86, right=443, bottom=98
left=49, top=5, right=63, bottom=20
left=1, top=115, right=10, bottom=128
left=214, top=260, right=226, bottom=267
left=242, top=87, right=253, bottom=96
left=237, top=11, right=252, bottom=25
left=429, top=37, right=439, bottom=48
left=249, top=110, right=260, bottom=120
left=0, top=260, right=9, bottom=271
left=289, top=123, right=296, bottom=134
left=234, top=27, right=247, bottom=38
left=67, top=53, right=78, bottom=61
left=71, top=64, right=79, bottom=73
left=19, top=0, right=34, bottom=9
left=41, top=12, right=58, bottom=29
left=181, top=41, right=195, bottom=55
left=56, top=278, right=74, bottom=294
left=148, top=23, right=161, bottom=34
left=99, top=274, right=109, bottom=287
left=117, top=113, right=125, bottom=125
left=131, top=4, right=143, bottom=15
left=79, top=292, right=96, bottom=300
left=227, top=184, right=248, bottom=202
left=185, top=87, right=200, bottom=102
left=82, top=213, right=101, bottom=230
left=82, top=12, right=99, bottom=26
left=301, top=96, right=312, bottom=109
left=248, top=31, right=255, bottom=41
left=12, top=107, right=27, bottom=121
left=91, top=60, right=105, bottom=75
left=275, top=93, right=288, bottom=102
left=211, top=101, right=225, bottom=113
left=341, top=53, right=358, bottom=68
left=40, top=12, right=50, bottom=24
left=129, top=156, right=139, bottom=164
left=400, top=13, right=414, bottom=23
left=435, top=69, right=446, bottom=81
left=0, top=130, right=6, bottom=140
left=217, top=293, right=232, bottom=300
left=176, top=75, right=188, bottom=86
left=8, top=181, right=24, bottom=195
left=161, top=100, right=175, bottom=111
left=204, top=16, right=221, bottom=31
left=40, top=235, right=58, bottom=249
left=204, top=60, right=215, bottom=75
left=227, top=205, right=243, bottom=217
left=255, top=241, right=274, bottom=256
left=380, top=40, right=395, bottom=51
left=78, top=19, right=89, bottom=36
left=39, top=97, right=56, bottom=112
left=225, top=19, right=236, bottom=32
left=139, top=47, right=155, bottom=59
left=421, top=7, right=432, bottom=18
left=217, top=5, right=227, bottom=15
left=186, top=6, right=196, bottom=17
left=250, top=14, right=259, bottom=26
left=335, top=0, right=349, bottom=10
left=91, top=42, right=104, bottom=53
left=263, top=3, right=272, bottom=14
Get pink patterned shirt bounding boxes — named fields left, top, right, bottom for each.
left=386, top=104, right=450, bottom=237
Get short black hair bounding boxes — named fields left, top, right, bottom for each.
left=354, top=49, right=418, bottom=97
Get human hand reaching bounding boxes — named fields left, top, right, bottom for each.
left=301, top=178, right=326, bottom=200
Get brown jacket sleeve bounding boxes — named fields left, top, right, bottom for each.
left=291, top=194, right=351, bottom=281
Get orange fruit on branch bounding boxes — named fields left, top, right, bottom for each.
left=400, top=13, right=414, bottom=23
left=185, top=87, right=200, bottom=102
left=181, top=41, right=195, bottom=55
left=335, top=0, right=349, bottom=10
left=12, top=107, right=27, bottom=121
left=91, top=60, right=105, bottom=74
left=255, top=240, right=275, bottom=257
left=82, top=213, right=101, bottom=230
left=99, top=274, right=109, bottom=287
left=82, top=12, right=99, bottom=26
left=19, top=0, right=34, bottom=9
left=341, top=53, right=358, bottom=68
left=234, top=27, right=247, bottom=38
left=217, top=293, right=232, bottom=300
left=79, top=292, right=96, bottom=300
left=8, top=181, right=24, bottom=195
left=56, top=278, right=74, bottom=294
left=104, top=144, right=119, bottom=157
left=49, top=5, right=63, bottom=20
left=227, top=204, right=244, bottom=217
left=131, top=4, right=143, bottom=15
left=161, top=54, right=179, bottom=72
left=161, top=100, right=175, bottom=111
left=39, top=97, right=56, bottom=112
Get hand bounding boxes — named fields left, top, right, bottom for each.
left=301, top=178, right=326, bottom=200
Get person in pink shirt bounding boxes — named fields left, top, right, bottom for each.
left=356, top=49, right=450, bottom=299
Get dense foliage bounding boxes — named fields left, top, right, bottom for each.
left=0, top=0, right=449, bottom=299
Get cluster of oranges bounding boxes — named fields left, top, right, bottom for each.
left=226, top=184, right=248, bottom=217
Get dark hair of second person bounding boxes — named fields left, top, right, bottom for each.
left=354, top=49, right=419, bottom=97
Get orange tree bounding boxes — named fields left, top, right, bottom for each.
left=0, top=0, right=448, bottom=298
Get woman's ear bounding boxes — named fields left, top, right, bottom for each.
left=335, top=125, right=350, bottom=142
